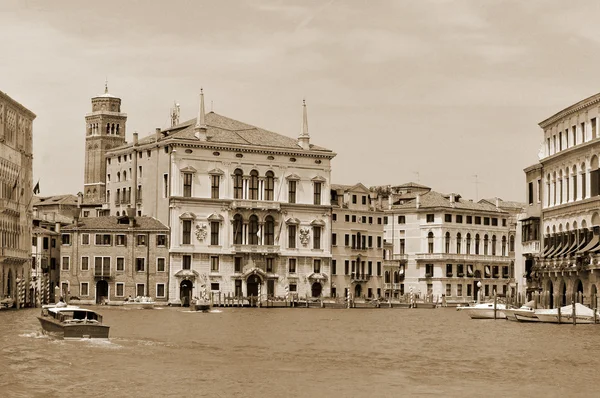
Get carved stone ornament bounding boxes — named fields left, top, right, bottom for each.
left=299, top=227, right=310, bottom=246
left=195, top=223, right=208, bottom=241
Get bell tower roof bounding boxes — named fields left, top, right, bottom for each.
left=93, top=80, right=119, bottom=99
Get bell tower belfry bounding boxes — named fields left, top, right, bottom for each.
left=83, top=82, right=127, bottom=203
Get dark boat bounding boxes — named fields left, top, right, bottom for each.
left=192, top=298, right=211, bottom=312
left=37, top=305, right=110, bottom=339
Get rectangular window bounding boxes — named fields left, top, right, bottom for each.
left=426, top=214, right=434, bottom=223
left=377, top=261, right=381, bottom=276
left=266, top=258, right=274, bottom=273
left=137, top=234, right=146, bottom=246
left=345, top=260, right=349, bottom=275
left=466, top=216, right=472, bottom=224
left=211, top=175, right=220, bottom=199
left=352, top=215, right=356, bottom=223
left=368, top=236, right=373, bottom=248
left=163, top=174, right=169, bottom=198
left=502, top=219, right=507, bottom=227
left=368, top=216, right=373, bottom=224
left=332, top=260, right=337, bottom=275
left=288, top=181, right=296, bottom=204
left=425, top=264, right=433, bottom=277
left=582, top=122, right=586, bottom=142
left=116, top=257, right=124, bottom=272
left=61, top=234, right=71, bottom=245
left=81, top=234, right=89, bottom=245
left=352, top=194, right=357, bottom=204
left=445, top=214, right=452, bottom=222
left=528, top=182, right=534, bottom=205
left=95, top=234, right=112, bottom=245
left=289, top=283, right=297, bottom=292
left=313, top=227, right=321, bottom=249
left=483, top=217, right=490, bottom=225
left=157, top=234, right=166, bottom=246
left=475, top=216, right=481, bottom=225
left=345, top=214, right=350, bottom=222
left=377, top=236, right=382, bottom=248
left=51, top=238, right=56, bottom=248
left=156, top=284, right=166, bottom=298
left=332, top=233, right=337, bottom=246
left=157, top=258, right=165, bottom=272
left=288, top=258, right=296, bottom=273
left=288, top=225, right=296, bottom=249
left=377, top=217, right=382, bottom=225
left=446, top=263, right=453, bottom=277
left=456, top=215, right=463, bottom=223
left=457, top=284, right=463, bottom=297
left=136, top=258, right=145, bottom=272
left=235, top=257, right=242, bottom=273
left=362, top=216, right=367, bottom=223
left=137, top=284, right=145, bottom=297
left=344, top=234, right=350, bottom=246
left=183, top=173, right=192, bottom=197
left=313, top=259, right=321, bottom=273
left=210, top=283, right=220, bottom=291
left=61, top=256, right=69, bottom=271
left=491, top=218, right=498, bottom=226
left=182, top=220, right=192, bottom=244
left=446, top=284, right=452, bottom=297
left=313, top=182, right=322, bottom=205
left=81, top=257, right=89, bottom=271
left=183, top=255, right=191, bottom=270
left=362, top=196, right=367, bottom=205
left=116, top=283, right=124, bottom=297
left=115, top=234, right=127, bottom=246
left=210, top=222, right=219, bottom=245
left=400, top=238, right=405, bottom=254
left=81, top=283, right=89, bottom=296
left=367, top=261, right=372, bottom=275
left=332, top=213, right=337, bottom=221
left=384, top=216, right=388, bottom=225
left=398, top=215, right=405, bottom=224
left=211, top=256, right=219, bottom=272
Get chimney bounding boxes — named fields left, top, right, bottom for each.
left=495, top=197, right=500, bottom=209
left=126, top=206, right=136, bottom=226
left=133, top=132, right=139, bottom=146
left=416, top=194, right=421, bottom=209
left=298, top=99, right=310, bottom=150
left=450, top=193, right=455, bottom=208
left=388, top=193, right=394, bottom=210
left=155, top=128, right=161, bottom=142
left=194, top=88, right=208, bottom=141
left=55, top=222, right=61, bottom=234
left=77, top=192, right=83, bottom=207
left=72, top=208, right=81, bottom=224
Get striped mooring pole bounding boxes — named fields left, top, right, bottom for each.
left=17, top=279, right=25, bottom=309
left=347, top=288, right=351, bottom=309
left=44, top=275, right=50, bottom=305
left=257, top=283, right=261, bottom=307
left=284, top=285, right=289, bottom=301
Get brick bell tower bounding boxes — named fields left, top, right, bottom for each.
left=84, top=82, right=127, bottom=203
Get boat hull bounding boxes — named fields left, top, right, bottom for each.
left=460, top=308, right=507, bottom=319
left=124, top=302, right=155, bottom=309
left=514, top=311, right=540, bottom=322
left=38, top=317, right=110, bottom=339
left=194, top=304, right=211, bottom=312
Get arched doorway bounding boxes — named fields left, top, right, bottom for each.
left=591, top=284, right=598, bottom=309
left=548, top=280, right=554, bottom=309
left=180, top=280, right=193, bottom=307
left=576, top=280, right=584, bottom=303
left=247, top=274, right=261, bottom=297
left=311, top=282, right=322, bottom=297
left=96, top=280, right=108, bottom=304
left=561, top=282, right=567, bottom=307
left=354, top=284, right=362, bottom=299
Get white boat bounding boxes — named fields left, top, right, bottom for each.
left=38, top=304, right=110, bottom=339
left=504, top=301, right=539, bottom=322
left=457, top=302, right=508, bottom=319
left=123, top=296, right=156, bottom=309
left=534, top=303, right=599, bottom=324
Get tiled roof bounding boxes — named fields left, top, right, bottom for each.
left=480, top=198, right=526, bottom=211
left=110, top=112, right=333, bottom=153
left=62, top=216, right=169, bottom=231
left=33, top=194, right=78, bottom=207
left=394, top=182, right=431, bottom=190
left=392, top=191, right=508, bottom=213
left=32, top=226, right=59, bottom=235
left=331, top=184, right=354, bottom=191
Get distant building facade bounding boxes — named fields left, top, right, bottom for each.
left=376, top=183, right=516, bottom=302
left=0, top=90, right=35, bottom=307
left=59, top=214, right=170, bottom=303
left=31, top=222, right=61, bottom=304
left=529, top=92, right=600, bottom=308
left=103, top=92, right=336, bottom=305
left=330, top=183, right=384, bottom=300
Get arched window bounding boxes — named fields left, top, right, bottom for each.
left=456, top=233, right=462, bottom=254
left=248, top=215, right=259, bottom=245
left=264, top=216, right=275, bottom=245
left=264, top=171, right=275, bottom=201
left=249, top=170, right=259, bottom=200
left=466, top=233, right=471, bottom=254
left=117, top=172, right=120, bottom=182
left=475, top=234, right=480, bottom=255
left=428, top=232, right=434, bottom=254
left=484, top=234, right=489, bottom=255
left=357, top=232, right=362, bottom=250
left=233, top=214, right=243, bottom=245
left=573, top=166, right=578, bottom=201
left=123, top=170, right=127, bottom=181
left=445, top=232, right=450, bottom=254
left=509, top=235, right=515, bottom=252
left=106, top=123, right=110, bottom=134
left=233, top=169, right=243, bottom=199
left=116, top=124, right=120, bottom=135
left=501, top=236, right=507, bottom=256
left=491, top=235, right=497, bottom=256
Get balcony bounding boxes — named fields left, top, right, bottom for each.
left=522, top=241, right=541, bottom=255
left=415, top=253, right=510, bottom=264
left=0, top=198, right=19, bottom=214
left=393, top=253, right=408, bottom=261
left=1, top=247, right=29, bottom=259
left=350, top=273, right=370, bottom=283
left=231, top=200, right=280, bottom=211
left=232, top=244, right=280, bottom=254
left=384, top=283, right=392, bottom=289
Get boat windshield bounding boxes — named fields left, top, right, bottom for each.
left=58, top=310, right=102, bottom=323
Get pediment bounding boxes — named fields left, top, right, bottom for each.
left=180, top=166, right=197, bottom=173
left=310, top=219, right=326, bottom=226
left=207, top=213, right=224, bottom=221
left=208, top=168, right=224, bottom=175
left=179, top=212, right=196, bottom=220
left=174, top=269, right=199, bottom=279
left=285, top=217, right=301, bottom=225
left=241, top=267, right=268, bottom=279
left=286, top=173, right=301, bottom=181
left=311, top=175, right=326, bottom=182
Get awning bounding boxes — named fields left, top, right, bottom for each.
left=556, top=240, right=577, bottom=257
left=566, top=239, right=587, bottom=256
left=541, top=244, right=553, bottom=257
left=545, top=242, right=563, bottom=258
left=576, top=235, right=600, bottom=254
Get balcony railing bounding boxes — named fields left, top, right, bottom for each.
left=393, top=283, right=402, bottom=290
left=415, top=253, right=510, bottom=263
left=231, top=200, right=280, bottom=211
left=232, top=244, right=280, bottom=254
left=1, top=248, right=29, bottom=258
left=384, top=283, right=392, bottom=289
left=522, top=241, right=541, bottom=254
left=393, top=253, right=408, bottom=261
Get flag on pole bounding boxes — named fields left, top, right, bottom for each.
left=33, top=180, right=40, bottom=195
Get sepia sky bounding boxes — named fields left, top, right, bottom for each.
left=3, top=0, right=600, bottom=202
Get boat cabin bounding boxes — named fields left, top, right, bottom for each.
left=41, top=306, right=103, bottom=324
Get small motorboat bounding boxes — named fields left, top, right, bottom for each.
left=457, top=301, right=509, bottom=319
left=37, top=304, right=110, bottom=339
left=192, top=297, right=211, bottom=312
left=0, top=296, right=15, bottom=309
left=123, top=296, right=156, bottom=309
left=534, top=303, right=599, bottom=324
left=504, top=301, right=539, bottom=322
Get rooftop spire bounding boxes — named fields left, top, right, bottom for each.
left=105, top=78, right=108, bottom=94
left=298, top=99, right=310, bottom=150
left=194, top=88, right=208, bottom=141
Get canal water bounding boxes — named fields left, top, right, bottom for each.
left=1, top=306, right=599, bottom=398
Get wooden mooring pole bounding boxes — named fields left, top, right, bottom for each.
left=493, top=290, right=497, bottom=320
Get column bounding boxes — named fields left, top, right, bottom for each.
left=585, top=165, right=591, bottom=199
